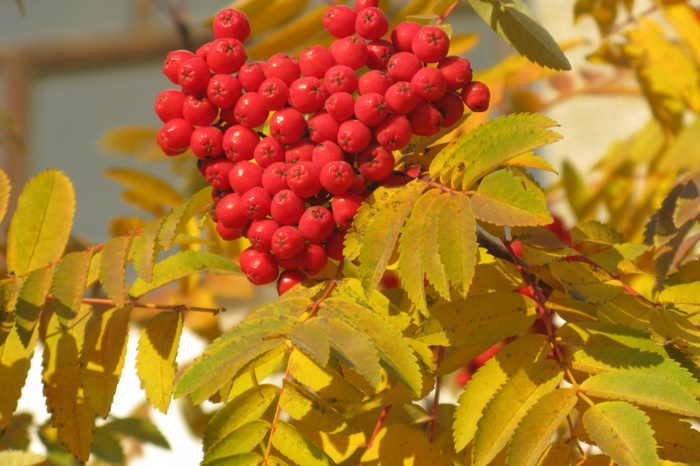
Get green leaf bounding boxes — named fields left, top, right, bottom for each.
left=583, top=401, right=659, bottom=465
left=102, top=416, right=170, bottom=449
left=203, top=420, right=270, bottom=463
left=130, top=218, right=161, bottom=283
left=465, top=0, right=570, bottom=69
left=224, top=344, right=288, bottom=401
left=129, top=250, right=241, bottom=298
left=99, top=235, right=133, bottom=309
left=0, top=168, right=10, bottom=225
left=453, top=334, right=550, bottom=451
left=430, top=113, right=561, bottom=190
left=271, top=420, right=333, bottom=466
left=51, top=250, right=92, bottom=327
left=507, top=388, right=578, bottom=466
left=472, top=359, right=564, bottom=466
left=313, top=315, right=381, bottom=390
left=320, top=297, right=423, bottom=397
left=471, top=169, right=552, bottom=226
left=284, top=323, right=330, bottom=367
left=345, top=180, right=428, bottom=295
left=175, top=316, right=298, bottom=403
left=280, top=379, right=358, bottom=434
left=416, top=291, right=538, bottom=346
left=7, top=169, right=75, bottom=275
left=103, top=167, right=183, bottom=209
left=203, top=384, right=279, bottom=453
left=202, top=452, right=263, bottom=466
left=157, top=187, right=210, bottom=251
left=92, top=426, right=125, bottom=464
left=438, top=194, right=477, bottom=298
left=580, top=372, right=700, bottom=417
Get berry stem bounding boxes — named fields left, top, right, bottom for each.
left=364, top=405, right=391, bottom=450
left=435, top=1, right=460, bottom=25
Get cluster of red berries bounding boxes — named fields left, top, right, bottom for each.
left=154, top=1, right=490, bottom=294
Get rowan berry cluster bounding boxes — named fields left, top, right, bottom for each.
left=154, top=1, right=490, bottom=293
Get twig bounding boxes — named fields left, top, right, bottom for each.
left=429, top=346, right=445, bottom=443
left=435, top=1, right=459, bottom=25
left=47, top=295, right=224, bottom=314
left=365, top=405, right=392, bottom=450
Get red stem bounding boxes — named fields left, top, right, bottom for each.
left=435, top=1, right=459, bottom=25
left=365, top=405, right=391, bottom=450
left=429, top=346, right=445, bottom=443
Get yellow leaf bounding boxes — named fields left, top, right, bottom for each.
left=246, top=6, right=327, bottom=59
left=135, top=310, right=184, bottom=413
left=0, top=168, right=10, bottom=226
left=287, top=348, right=365, bottom=403
left=0, top=322, right=38, bottom=431
left=438, top=194, right=477, bottom=298
left=272, top=420, right=333, bottom=466
left=536, top=437, right=578, bottom=466
left=99, top=235, right=133, bottom=309
left=420, top=192, right=451, bottom=299
left=224, top=343, right=288, bottom=400
left=280, top=379, right=358, bottom=434
left=662, top=3, right=700, bottom=68
left=104, top=167, right=183, bottom=209
left=203, top=420, right=270, bottom=463
left=645, top=410, right=700, bottom=463
left=248, top=0, right=310, bottom=37
left=361, top=424, right=451, bottom=465
left=294, top=424, right=366, bottom=464
left=99, top=125, right=159, bottom=155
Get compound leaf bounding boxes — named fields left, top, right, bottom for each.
left=583, top=401, right=658, bottom=465
left=51, top=250, right=92, bottom=327
left=130, top=218, right=161, bottom=283
left=272, top=420, right=333, bottom=466
left=420, top=192, right=451, bottom=299
left=438, top=194, right=477, bottom=297
left=7, top=169, right=74, bottom=275
left=99, top=235, right=133, bottom=309
left=135, top=310, right=184, bottom=414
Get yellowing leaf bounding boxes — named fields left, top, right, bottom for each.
left=662, top=3, right=700, bottom=66
left=583, top=401, right=658, bottom=465
left=224, top=344, right=288, bottom=401
left=0, top=451, right=46, bottom=466
left=660, top=282, right=700, bottom=305
left=203, top=420, right=270, bottom=463
left=0, top=322, right=39, bottom=432
left=157, top=187, right=210, bottom=251
left=104, top=167, right=182, bottom=209
left=420, top=192, right=451, bottom=299
left=471, top=169, right=552, bottom=226
left=453, top=334, right=550, bottom=451
left=280, top=379, right=358, bottom=434
left=504, top=152, right=557, bottom=173
left=248, top=0, right=309, bottom=36
left=580, top=371, right=700, bottom=417
left=507, top=388, right=578, bottom=466
left=645, top=410, right=700, bottom=463
left=287, top=348, right=365, bottom=403
left=360, top=424, right=451, bottom=465
left=649, top=309, right=700, bottom=358
left=472, top=359, right=564, bottom=466
left=14, top=267, right=53, bottom=346
left=438, top=194, right=477, bottom=298
left=536, top=437, right=578, bottom=466
left=99, top=125, right=159, bottom=154
left=0, top=168, right=10, bottom=225
left=99, top=235, right=133, bottom=309
left=79, top=306, right=131, bottom=418
left=293, top=424, right=366, bottom=464
left=7, top=169, right=74, bottom=275
left=285, top=323, right=330, bottom=367
left=557, top=321, right=664, bottom=355
left=549, top=260, right=622, bottom=304
left=51, top=250, right=92, bottom=326
left=246, top=6, right=326, bottom=59
left=135, top=310, right=183, bottom=413
left=272, top=420, right=333, bottom=466
left=203, top=384, right=278, bottom=453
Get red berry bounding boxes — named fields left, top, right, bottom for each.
left=265, top=53, right=301, bottom=87
left=212, top=187, right=232, bottom=204
left=191, top=126, right=224, bottom=159
left=300, top=243, right=328, bottom=276
left=182, top=93, right=218, bottom=126
left=357, top=144, right=395, bottom=181
left=277, top=270, right=307, bottom=295
left=269, top=107, right=307, bottom=144
left=350, top=172, right=368, bottom=194
left=229, top=160, right=263, bottom=194
left=204, top=156, right=234, bottom=189
left=207, top=38, right=246, bottom=75
left=217, top=192, right=251, bottom=230
left=216, top=220, right=242, bottom=241
left=262, top=162, right=290, bottom=195
left=223, top=125, right=260, bottom=162
left=233, top=92, right=269, bottom=128
left=254, top=136, right=285, bottom=168
left=154, top=89, right=186, bottom=122
left=207, top=74, right=242, bottom=109
left=299, top=206, right=336, bottom=243
left=271, top=226, right=306, bottom=259
left=275, top=254, right=300, bottom=271
left=287, top=161, right=323, bottom=198
left=461, top=81, right=490, bottom=112
left=324, top=65, right=359, bottom=95
left=322, top=5, right=357, bottom=38
left=238, top=62, right=267, bottom=92
left=329, top=36, right=368, bottom=70
left=411, top=66, right=447, bottom=102
left=434, top=91, right=465, bottom=128
left=285, top=140, right=315, bottom=164
left=355, top=7, right=389, bottom=40
left=438, top=56, right=473, bottom=91
left=157, top=118, right=194, bottom=154
left=258, top=77, right=290, bottom=111
left=178, top=57, right=211, bottom=93
left=390, top=21, right=421, bottom=53
left=331, top=192, right=364, bottom=229
left=312, top=141, right=345, bottom=167
left=407, top=101, right=444, bottom=136
left=213, top=9, right=251, bottom=42
left=289, top=76, right=329, bottom=114
left=299, top=45, right=336, bottom=79
left=162, top=50, right=194, bottom=84
left=374, top=114, right=412, bottom=151
left=307, top=112, right=340, bottom=144
left=325, top=92, right=356, bottom=123
left=243, top=251, right=279, bottom=285
left=384, top=81, right=419, bottom=115
left=248, top=218, right=280, bottom=252
left=241, top=187, right=272, bottom=220
left=366, top=39, right=396, bottom=70
left=358, top=70, right=393, bottom=96
left=196, top=42, right=211, bottom=60
left=325, top=229, right=346, bottom=261
left=354, top=93, right=389, bottom=127
left=386, top=52, right=422, bottom=83
left=270, top=190, right=306, bottom=225
left=319, top=160, right=354, bottom=195
left=411, top=26, right=450, bottom=63
left=354, top=0, right=379, bottom=12
left=337, top=119, right=372, bottom=153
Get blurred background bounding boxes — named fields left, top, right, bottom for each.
left=0, top=0, right=671, bottom=463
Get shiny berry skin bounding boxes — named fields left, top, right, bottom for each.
left=337, top=119, right=372, bottom=153
left=284, top=140, right=315, bottom=164
left=277, top=269, right=307, bottom=295
left=262, top=162, right=290, bottom=195
left=355, top=7, right=389, bottom=40
left=223, top=125, right=260, bottom=162
left=216, top=220, right=242, bottom=241
left=287, top=161, right=323, bottom=198
left=329, top=36, right=368, bottom=70
left=162, top=50, right=194, bottom=84
left=275, top=255, right=300, bottom=271
left=254, top=136, right=285, bottom=168
left=271, top=226, right=306, bottom=259
left=196, top=42, right=211, bottom=59
left=325, top=229, right=346, bottom=261
left=434, top=91, right=465, bottom=127
left=265, top=53, right=301, bottom=87
left=207, top=38, right=246, bottom=74
left=408, top=101, right=444, bottom=136
left=354, top=0, right=379, bottom=11
left=182, top=93, right=218, bottom=126
left=217, top=192, right=251, bottom=230
left=438, top=56, right=473, bottom=90
left=331, top=192, right=364, bottom=229
left=354, top=93, right=389, bottom=127
left=191, top=126, right=224, bottom=159
left=307, top=112, right=340, bottom=144
left=241, top=187, right=272, bottom=220
left=319, top=160, right=354, bottom=195
left=374, top=114, right=412, bottom=151
left=461, top=81, right=490, bottom=112
left=357, top=144, right=395, bottom=181
left=213, top=9, right=251, bottom=42
left=312, top=141, right=345, bottom=166
left=358, top=70, right=393, bottom=96
left=270, top=189, right=306, bottom=225
left=350, top=172, right=368, bottom=195
left=154, top=89, right=186, bottom=122
left=157, top=118, right=194, bottom=154
left=239, top=247, right=260, bottom=272
left=233, top=92, right=269, bottom=128
left=204, top=156, right=234, bottom=189
left=384, top=81, right=419, bottom=115
left=299, top=206, right=335, bottom=243
left=238, top=62, right=267, bottom=92
left=288, top=76, right=329, bottom=114
left=229, top=160, right=263, bottom=194
left=207, top=74, right=242, bottom=109
left=258, top=78, right=289, bottom=111
left=386, top=52, right=422, bottom=83
left=299, top=45, right=336, bottom=79
left=325, top=92, right=356, bottom=123
left=178, top=58, right=211, bottom=93
left=324, top=65, right=359, bottom=95
left=390, top=21, right=421, bottom=53
left=269, top=107, right=307, bottom=144
left=300, top=243, right=328, bottom=276
left=322, top=5, right=357, bottom=38
left=243, top=251, right=279, bottom=285
left=366, top=39, right=396, bottom=70
left=247, top=219, right=280, bottom=252
left=412, top=26, right=450, bottom=63
left=411, top=66, right=447, bottom=102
